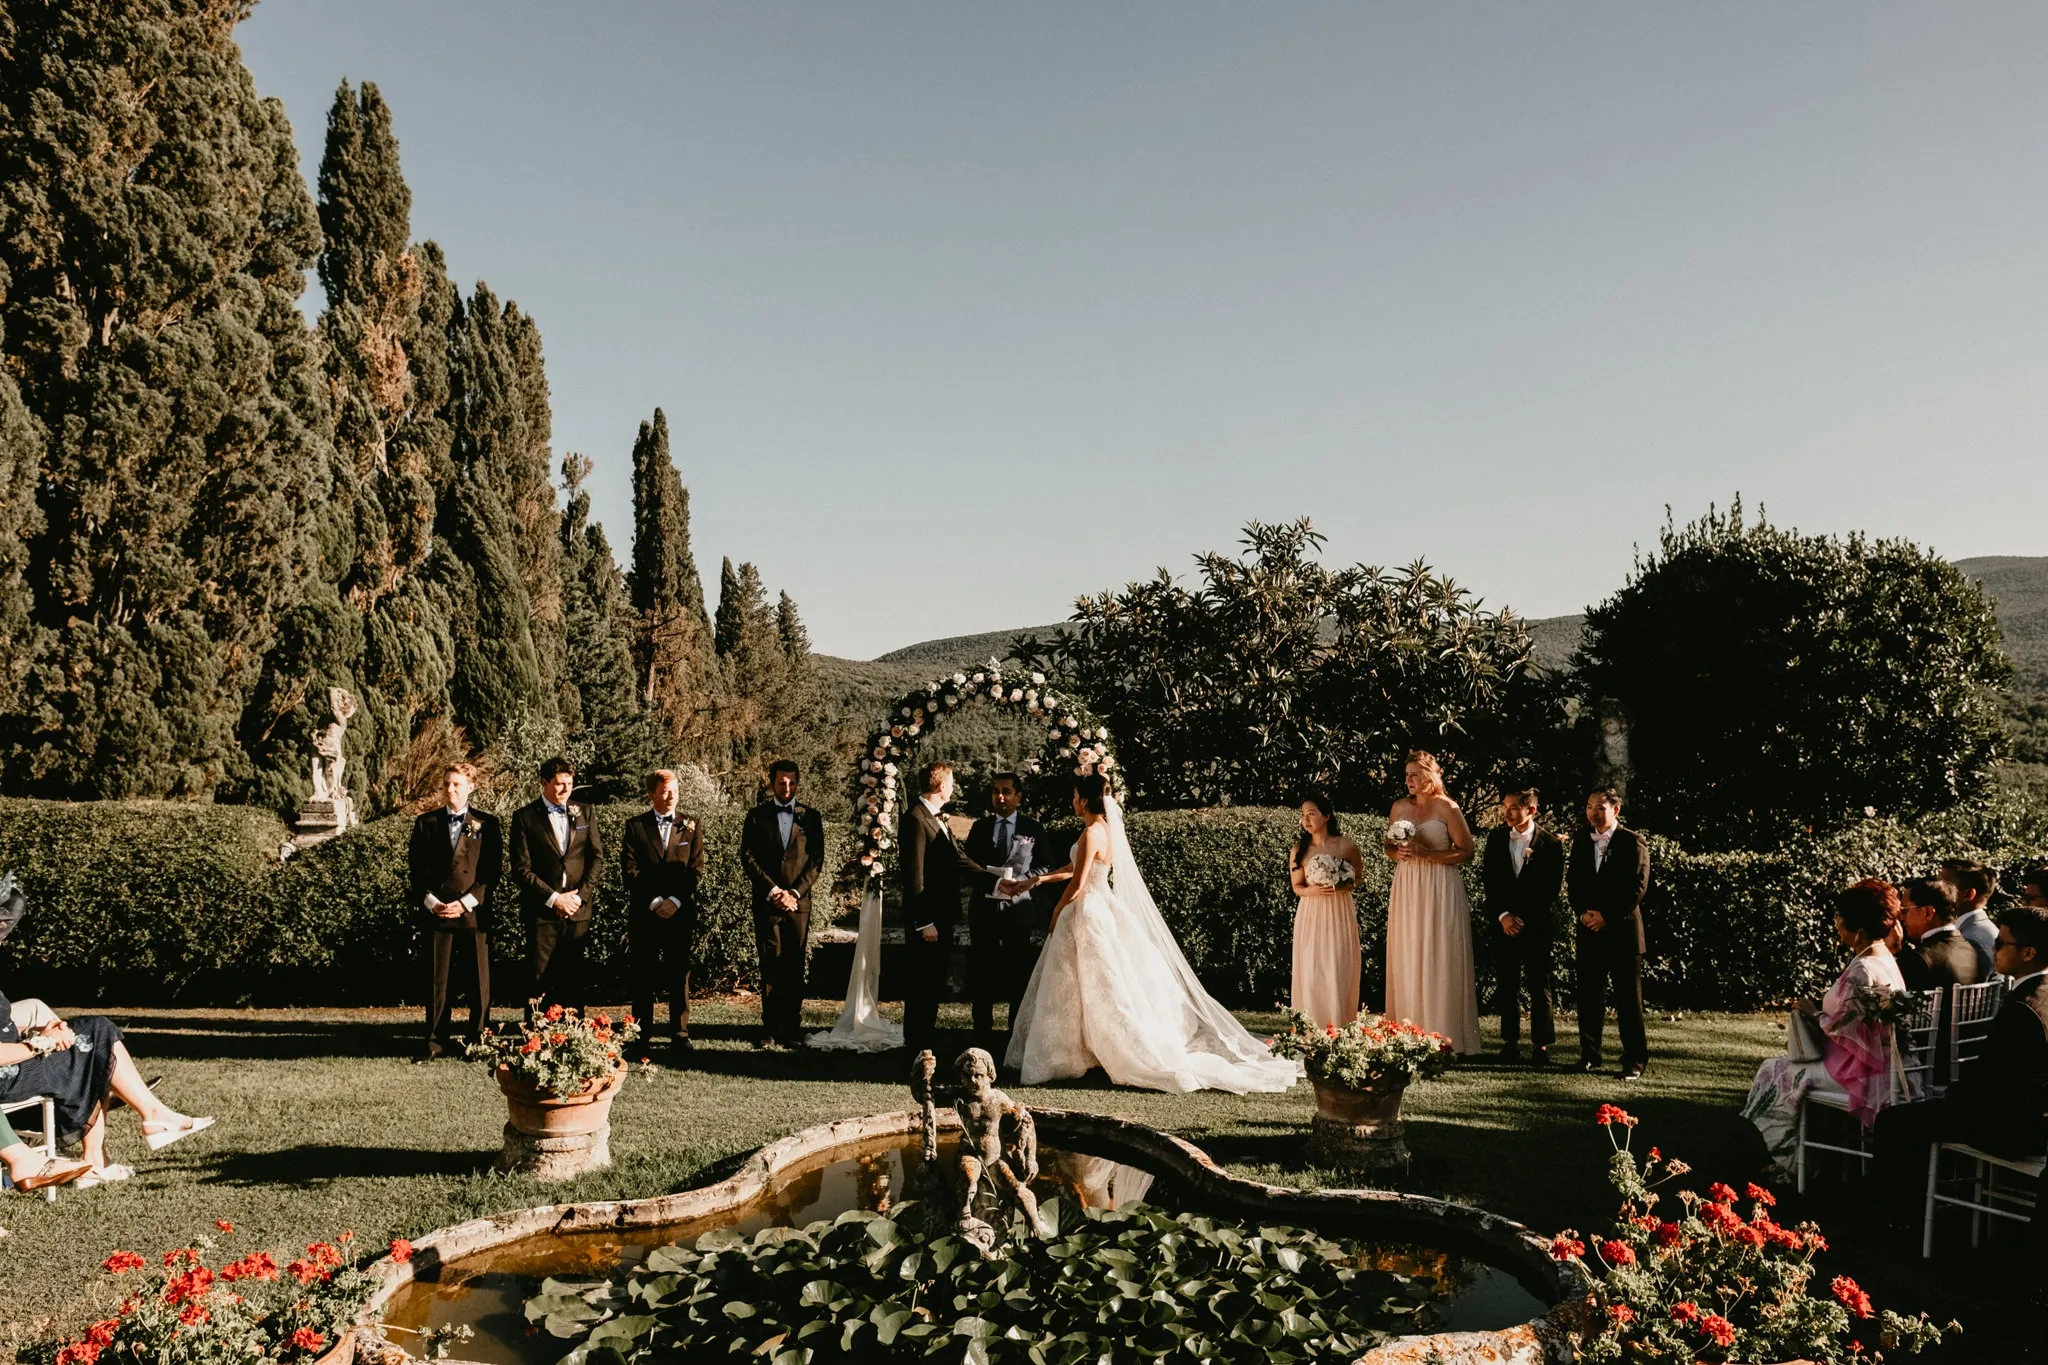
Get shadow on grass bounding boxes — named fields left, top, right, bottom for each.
left=199, top=1144, right=493, bottom=1185
left=114, top=1016, right=422, bottom=1061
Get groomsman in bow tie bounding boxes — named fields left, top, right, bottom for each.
left=510, top=756, right=605, bottom=1017
left=1569, top=786, right=1652, bottom=1080
left=1481, top=786, right=1564, bottom=1067
left=740, top=759, right=825, bottom=1047
left=622, top=769, right=706, bottom=1053
left=408, top=762, right=502, bottom=1059
left=963, top=771, right=1048, bottom=1044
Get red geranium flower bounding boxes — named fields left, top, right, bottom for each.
left=102, top=1251, right=147, bottom=1275
left=162, top=1247, right=201, bottom=1266
left=1701, top=1313, right=1737, bottom=1347
left=1832, top=1275, right=1874, bottom=1319
left=84, top=1322, right=118, bottom=1349
left=215, top=1220, right=234, bottom=1233
left=1652, top=1221, right=1685, bottom=1249
left=594, top=1012, right=610, bottom=1027
left=1745, top=1181, right=1776, bottom=1207
left=549, top=1032, right=567, bottom=1046
left=544, top=1003, right=564, bottom=1022
left=55, top=1344, right=100, bottom=1365
left=337, top=1231, right=353, bottom=1243
left=285, top=1258, right=330, bottom=1285
left=306, top=1241, right=344, bottom=1269
left=222, top=1252, right=279, bottom=1282
left=292, top=1328, right=327, bottom=1352
left=1648, top=1146, right=1661, bottom=1162
left=521, top=1036, right=542, bottom=1054
left=1607, top=1302, right=1634, bottom=1324
left=1806, top=1231, right=1829, bottom=1252
left=161, top=1267, right=214, bottom=1307
left=1670, top=1301, right=1700, bottom=1323
left=1549, top=1235, right=1586, bottom=1261
left=1594, top=1103, right=1637, bottom=1127
left=178, top=1303, right=209, bottom=1326
left=1707, top=1181, right=1738, bottom=1205
left=389, top=1238, right=414, bottom=1263
left=1598, top=1239, right=1636, bottom=1266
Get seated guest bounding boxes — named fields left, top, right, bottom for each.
left=0, top=1109, right=90, bottom=1191
left=0, top=987, right=213, bottom=1185
left=1939, top=859, right=1998, bottom=980
left=2019, top=862, right=2048, bottom=915
left=1874, top=905, right=2048, bottom=1221
left=1896, top=876, right=1983, bottom=993
left=1743, top=880, right=1911, bottom=1178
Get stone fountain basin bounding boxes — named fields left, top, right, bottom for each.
left=362, top=1108, right=1588, bottom=1365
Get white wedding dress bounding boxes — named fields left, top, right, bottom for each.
left=1004, top=796, right=1298, bottom=1094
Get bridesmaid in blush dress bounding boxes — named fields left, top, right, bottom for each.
left=1288, top=794, right=1364, bottom=1029
left=1383, top=750, right=1482, bottom=1055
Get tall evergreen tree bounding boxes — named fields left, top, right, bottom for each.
left=0, top=0, right=333, bottom=798
left=0, top=311, right=45, bottom=716
left=628, top=409, right=716, bottom=760
left=712, top=559, right=774, bottom=778
left=237, top=79, right=457, bottom=811
left=561, top=452, right=660, bottom=795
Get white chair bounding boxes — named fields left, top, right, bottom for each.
left=0, top=1095, right=62, bottom=1204
left=1794, top=988, right=1945, bottom=1194
left=1947, top=979, right=2005, bottom=1083
left=1922, top=1127, right=2044, bottom=1258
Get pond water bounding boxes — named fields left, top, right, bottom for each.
left=380, top=1134, right=1548, bottom=1365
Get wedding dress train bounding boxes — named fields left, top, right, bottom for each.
left=1005, top=796, right=1297, bottom=1094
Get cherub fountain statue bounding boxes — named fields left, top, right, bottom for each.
left=909, top=1047, right=1046, bottom=1254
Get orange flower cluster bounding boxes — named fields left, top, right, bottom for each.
left=221, top=1252, right=279, bottom=1282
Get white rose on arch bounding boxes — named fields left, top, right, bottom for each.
left=1009, top=689, right=1023, bottom=702
left=1031, top=672, right=1045, bottom=685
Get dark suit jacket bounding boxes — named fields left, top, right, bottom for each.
left=1481, top=825, right=1565, bottom=939
left=1945, top=972, right=2048, bottom=1157
left=407, top=807, right=503, bottom=930
left=740, top=801, right=826, bottom=916
left=1898, top=926, right=1983, bottom=994
left=620, top=809, right=707, bottom=916
left=962, top=813, right=1050, bottom=904
left=899, top=801, right=984, bottom=934
left=509, top=800, right=604, bottom=923
left=1568, top=825, right=1650, bottom=957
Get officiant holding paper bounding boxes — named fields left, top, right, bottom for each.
left=963, top=771, right=1051, bottom=1043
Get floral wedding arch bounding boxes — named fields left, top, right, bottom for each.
left=847, top=662, right=1120, bottom=881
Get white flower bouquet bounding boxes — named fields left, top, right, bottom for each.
left=1303, top=853, right=1355, bottom=891
left=1385, top=819, right=1416, bottom=846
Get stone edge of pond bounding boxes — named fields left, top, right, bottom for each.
left=353, top=1107, right=1591, bottom=1365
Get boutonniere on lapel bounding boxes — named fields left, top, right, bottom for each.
left=567, top=803, right=585, bottom=827
left=462, top=816, right=483, bottom=840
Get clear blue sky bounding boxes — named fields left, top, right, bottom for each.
left=237, top=2, right=2048, bottom=658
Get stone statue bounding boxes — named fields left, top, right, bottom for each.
left=310, top=686, right=357, bottom=800
left=910, top=1047, right=1046, bottom=1253
left=1595, top=700, right=1631, bottom=801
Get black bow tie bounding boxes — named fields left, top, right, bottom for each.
left=775, top=802, right=795, bottom=813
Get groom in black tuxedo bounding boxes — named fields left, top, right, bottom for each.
left=509, top=756, right=604, bottom=1016
left=1480, top=786, right=1564, bottom=1067
left=899, top=761, right=987, bottom=1055
left=740, top=759, right=826, bottom=1048
left=1569, top=786, right=1652, bottom=1080
left=962, top=771, right=1048, bottom=1041
left=408, top=761, right=501, bottom=1059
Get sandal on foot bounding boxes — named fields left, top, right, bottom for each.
left=73, top=1163, right=133, bottom=1189
left=142, top=1115, right=214, bottom=1151
left=16, top=1156, right=92, bottom=1191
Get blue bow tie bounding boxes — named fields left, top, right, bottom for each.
left=545, top=804, right=568, bottom=816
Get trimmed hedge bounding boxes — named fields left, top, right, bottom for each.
left=2, top=797, right=2043, bottom=1010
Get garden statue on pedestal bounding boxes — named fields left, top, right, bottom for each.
left=910, top=1047, right=1046, bottom=1254
left=294, top=687, right=359, bottom=846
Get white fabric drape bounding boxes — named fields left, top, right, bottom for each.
left=808, top=880, right=904, bottom=1052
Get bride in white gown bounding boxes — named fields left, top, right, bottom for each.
left=1004, top=774, right=1298, bottom=1094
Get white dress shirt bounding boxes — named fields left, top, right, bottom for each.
left=426, top=807, right=480, bottom=911
left=546, top=803, right=570, bottom=851
left=1507, top=824, right=1534, bottom=874
left=775, top=801, right=796, bottom=847
left=1590, top=827, right=1615, bottom=870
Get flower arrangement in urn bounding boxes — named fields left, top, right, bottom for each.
left=47, top=1226, right=428, bottom=1365
left=468, top=1002, right=638, bottom=1098
left=1553, top=1105, right=1949, bottom=1363
left=1268, top=1009, right=1456, bottom=1091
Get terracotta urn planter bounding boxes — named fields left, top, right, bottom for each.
left=1309, top=1073, right=1409, bottom=1171
left=494, top=1063, right=624, bottom=1178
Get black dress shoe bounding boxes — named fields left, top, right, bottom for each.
left=416, top=1041, right=446, bottom=1064
left=1573, top=1058, right=1600, bottom=1074
left=1530, top=1046, right=1551, bottom=1068
left=1497, top=1042, right=1522, bottom=1064
left=670, top=1035, right=694, bottom=1054
left=1622, top=1064, right=1645, bottom=1082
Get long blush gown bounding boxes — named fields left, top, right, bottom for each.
left=1292, top=884, right=1362, bottom=1029
left=1383, top=818, right=1482, bottom=1055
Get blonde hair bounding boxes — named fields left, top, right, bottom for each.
left=1404, top=750, right=1446, bottom=798
left=445, top=761, right=481, bottom=785
left=645, top=768, right=679, bottom=795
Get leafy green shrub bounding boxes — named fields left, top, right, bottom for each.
left=526, top=1199, right=1449, bottom=1364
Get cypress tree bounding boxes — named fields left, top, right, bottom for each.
left=712, top=559, right=784, bottom=778
left=560, top=453, right=661, bottom=796
left=0, top=317, right=45, bottom=716
left=628, top=409, right=716, bottom=760
left=0, top=0, right=333, bottom=798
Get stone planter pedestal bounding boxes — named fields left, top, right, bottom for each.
left=1309, top=1076, right=1409, bottom=1171
left=495, top=1064, right=623, bottom=1180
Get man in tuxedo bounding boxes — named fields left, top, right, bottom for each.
left=510, top=756, right=604, bottom=1016
left=899, top=762, right=987, bottom=1055
left=962, top=772, right=1048, bottom=1042
left=621, top=769, right=706, bottom=1053
left=1874, top=905, right=2048, bottom=1229
left=408, top=762, right=501, bottom=1059
left=1939, top=859, right=1998, bottom=981
left=1896, top=877, right=1983, bottom=994
left=1481, top=787, right=1565, bottom=1067
left=1569, top=786, right=1652, bottom=1080
left=739, top=759, right=825, bottom=1047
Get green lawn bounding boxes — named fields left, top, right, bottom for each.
left=0, top=1002, right=2029, bottom=1363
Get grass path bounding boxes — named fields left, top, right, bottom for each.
left=0, top=1001, right=2028, bottom=1362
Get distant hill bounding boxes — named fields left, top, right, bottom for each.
left=873, top=626, right=1062, bottom=670
left=1957, top=557, right=2048, bottom=691
left=1527, top=614, right=1585, bottom=673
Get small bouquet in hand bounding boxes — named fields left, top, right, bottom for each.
left=986, top=835, right=1036, bottom=902
left=1303, top=853, right=1356, bottom=891
left=1850, top=982, right=1921, bottom=1027
left=1384, top=819, right=1416, bottom=846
